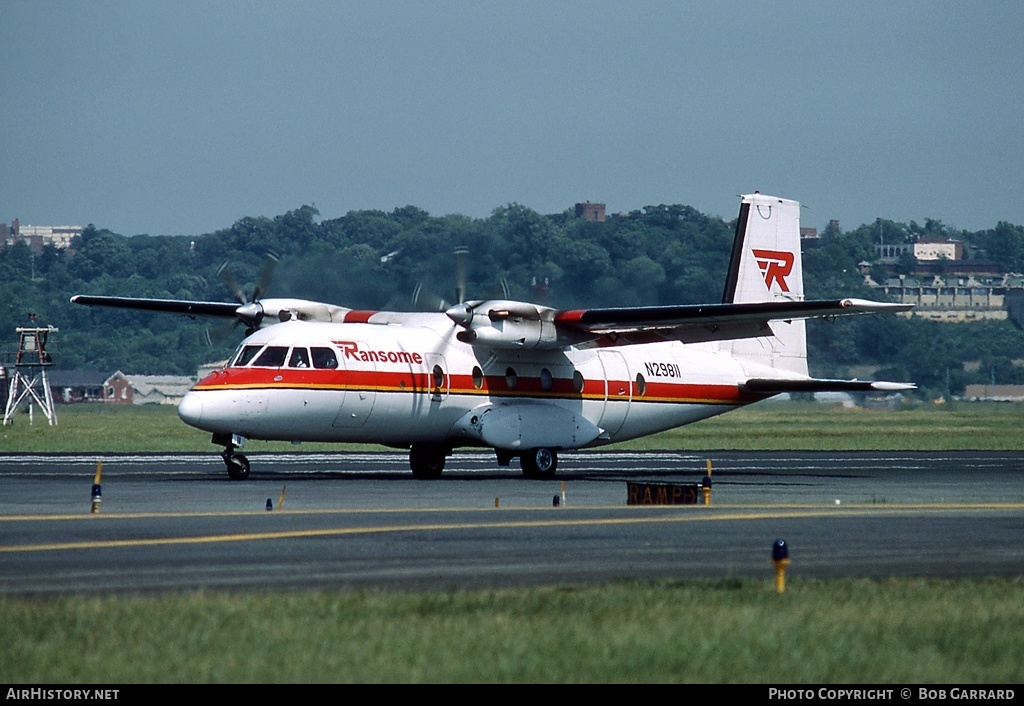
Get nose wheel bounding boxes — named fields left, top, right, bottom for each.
left=214, top=433, right=251, bottom=480
left=224, top=451, right=251, bottom=480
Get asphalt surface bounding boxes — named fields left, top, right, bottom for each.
left=2, top=450, right=1023, bottom=594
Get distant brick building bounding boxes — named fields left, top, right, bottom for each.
left=575, top=202, right=606, bottom=222
left=104, top=372, right=133, bottom=403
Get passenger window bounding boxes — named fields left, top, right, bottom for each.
left=636, top=373, right=647, bottom=396
left=540, top=368, right=553, bottom=391
left=252, top=346, right=288, bottom=367
left=311, top=347, right=339, bottom=369
left=505, top=367, right=518, bottom=390
left=233, top=345, right=263, bottom=367
left=288, top=347, right=311, bottom=368
left=472, top=366, right=484, bottom=390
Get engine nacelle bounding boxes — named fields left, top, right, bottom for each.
left=456, top=317, right=559, bottom=348
left=446, top=300, right=590, bottom=349
left=251, top=298, right=352, bottom=325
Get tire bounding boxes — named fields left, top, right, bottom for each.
left=226, top=453, right=251, bottom=481
left=410, top=445, right=446, bottom=479
left=520, top=447, right=557, bottom=479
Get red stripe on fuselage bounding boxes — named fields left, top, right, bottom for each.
left=193, top=367, right=765, bottom=404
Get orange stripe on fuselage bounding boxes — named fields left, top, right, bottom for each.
left=193, top=368, right=766, bottom=405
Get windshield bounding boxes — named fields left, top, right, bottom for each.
left=232, top=345, right=263, bottom=367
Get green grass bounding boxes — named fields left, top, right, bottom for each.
left=3, top=578, right=1022, bottom=683
left=1, top=399, right=1022, bottom=453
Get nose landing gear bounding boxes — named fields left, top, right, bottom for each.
left=224, top=451, right=251, bottom=480
left=213, top=432, right=251, bottom=480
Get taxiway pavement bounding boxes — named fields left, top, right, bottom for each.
left=2, top=450, right=1022, bottom=594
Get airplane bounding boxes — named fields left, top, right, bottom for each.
left=71, top=192, right=914, bottom=480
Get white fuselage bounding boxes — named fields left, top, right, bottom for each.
left=178, top=315, right=775, bottom=452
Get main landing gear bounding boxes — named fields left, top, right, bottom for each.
left=409, top=444, right=559, bottom=480
left=214, top=433, right=250, bottom=481
left=409, top=443, right=448, bottom=480
left=519, top=447, right=558, bottom=479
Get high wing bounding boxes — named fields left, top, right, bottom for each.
left=69, top=295, right=241, bottom=318
left=69, top=294, right=352, bottom=330
left=550, top=297, right=911, bottom=346
left=71, top=292, right=908, bottom=350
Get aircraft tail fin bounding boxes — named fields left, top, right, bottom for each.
left=721, top=193, right=808, bottom=376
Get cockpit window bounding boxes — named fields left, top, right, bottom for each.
left=288, top=347, right=311, bottom=368
left=252, top=346, right=288, bottom=367
left=311, top=346, right=339, bottom=369
left=233, top=345, right=263, bottom=367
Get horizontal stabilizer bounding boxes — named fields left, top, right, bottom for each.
left=741, top=378, right=916, bottom=394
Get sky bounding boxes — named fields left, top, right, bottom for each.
left=3, top=1, right=1023, bottom=237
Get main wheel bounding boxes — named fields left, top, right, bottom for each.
left=226, top=453, right=250, bottom=481
left=520, top=447, right=557, bottom=479
left=409, top=445, right=446, bottom=479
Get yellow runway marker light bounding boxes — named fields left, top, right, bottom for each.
left=772, top=538, right=790, bottom=593
left=90, top=461, right=103, bottom=514
left=702, top=459, right=713, bottom=505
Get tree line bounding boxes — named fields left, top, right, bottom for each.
left=2, top=201, right=1023, bottom=400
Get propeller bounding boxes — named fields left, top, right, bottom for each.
left=411, top=282, right=451, bottom=312
left=411, top=246, right=471, bottom=311
left=454, top=245, right=468, bottom=305
left=211, top=250, right=280, bottom=337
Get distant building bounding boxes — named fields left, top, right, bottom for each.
left=876, top=243, right=914, bottom=262
left=45, top=370, right=197, bottom=404
left=198, top=360, right=229, bottom=379
left=914, top=237, right=963, bottom=261
left=2, top=220, right=82, bottom=253
left=799, top=227, right=820, bottom=249
left=575, top=202, right=606, bottom=222
left=962, top=385, right=1024, bottom=402
left=47, top=370, right=108, bottom=404
left=105, top=371, right=134, bottom=403
left=124, top=374, right=196, bottom=405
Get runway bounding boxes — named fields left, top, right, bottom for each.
left=2, top=450, right=1023, bottom=594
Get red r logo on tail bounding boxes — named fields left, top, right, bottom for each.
left=752, top=249, right=794, bottom=292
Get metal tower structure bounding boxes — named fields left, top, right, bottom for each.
left=3, top=319, right=58, bottom=426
